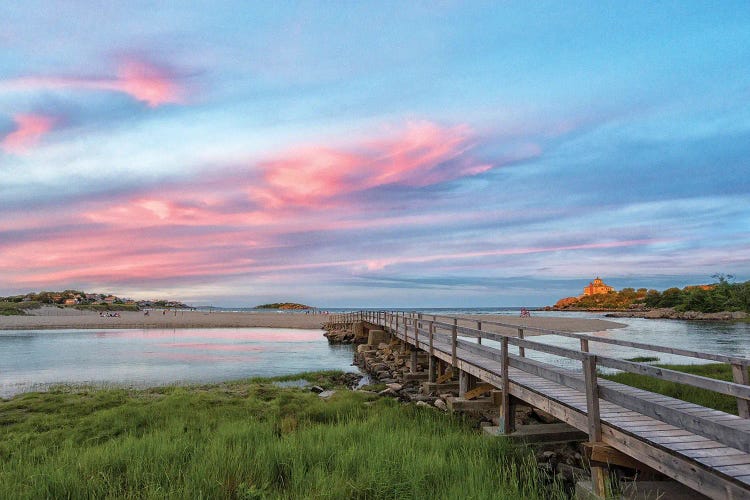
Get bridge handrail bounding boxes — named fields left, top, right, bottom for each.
left=384, top=311, right=750, bottom=419
left=402, top=311, right=750, bottom=366
left=391, top=314, right=750, bottom=454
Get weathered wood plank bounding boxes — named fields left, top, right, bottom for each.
left=598, top=385, right=750, bottom=454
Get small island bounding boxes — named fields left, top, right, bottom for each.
left=254, top=302, right=313, bottom=310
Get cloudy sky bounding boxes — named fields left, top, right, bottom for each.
left=1, top=2, right=749, bottom=307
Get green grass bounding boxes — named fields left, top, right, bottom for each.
left=0, top=300, right=41, bottom=315
left=0, top=372, right=562, bottom=499
left=603, top=363, right=745, bottom=414
left=623, top=356, right=659, bottom=363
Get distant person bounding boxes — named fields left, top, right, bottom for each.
left=520, top=307, right=531, bottom=318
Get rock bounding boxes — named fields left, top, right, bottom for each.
left=386, top=383, right=403, bottom=392
left=542, top=451, right=557, bottom=460
left=318, top=390, right=336, bottom=399
left=434, top=399, right=448, bottom=411
left=378, top=388, right=397, bottom=397
left=407, top=393, right=430, bottom=402
left=415, top=401, right=432, bottom=409
left=556, top=464, right=586, bottom=482
left=380, top=378, right=397, bottom=384
left=310, top=385, right=325, bottom=394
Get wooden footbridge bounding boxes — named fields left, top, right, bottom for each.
left=327, top=311, right=750, bottom=499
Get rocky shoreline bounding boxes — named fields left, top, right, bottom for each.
left=603, top=308, right=747, bottom=320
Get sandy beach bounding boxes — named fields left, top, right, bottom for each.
left=0, top=306, right=625, bottom=333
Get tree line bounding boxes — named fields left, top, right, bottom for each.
left=556, top=275, right=750, bottom=313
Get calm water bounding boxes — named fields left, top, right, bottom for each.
left=2, top=312, right=749, bottom=398
left=0, top=328, right=355, bottom=398
left=462, top=310, right=750, bottom=372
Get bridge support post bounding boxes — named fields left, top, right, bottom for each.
left=458, top=370, right=477, bottom=397
left=428, top=356, right=437, bottom=382
left=500, top=337, right=515, bottom=434
left=583, top=354, right=607, bottom=498
left=410, top=349, right=418, bottom=373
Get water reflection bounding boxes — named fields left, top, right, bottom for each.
left=0, top=328, right=356, bottom=398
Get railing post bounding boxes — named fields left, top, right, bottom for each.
left=477, top=320, right=482, bottom=345
left=451, top=322, right=458, bottom=368
left=517, top=328, right=525, bottom=357
left=414, top=317, right=419, bottom=348
left=427, top=322, right=435, bottom=383
left=583, top=354, right=606, bottom=497
left=732, top=362, right=750, bottom=418
left=580, top=338, right=589, bottom=353
left=501, top=336, right=513, bottom=434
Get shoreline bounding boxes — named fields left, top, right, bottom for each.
left=0, top=307, right=626, bottom=333
left=0, top=308, right=328, bottom=330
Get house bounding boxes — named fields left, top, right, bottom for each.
left=583, top=277, right=614, bottom=296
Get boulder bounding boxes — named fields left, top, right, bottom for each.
left=318, top=390, right=336, bottom=399
left=386, top=383, right=403, bottom=392
left=434, top=399, right=448, bottom=411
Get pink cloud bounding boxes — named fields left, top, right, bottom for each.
left=114, top=58, right=185, bottom=107
left=1, top=113, right=56, bottom=154
left=0, top=119, right=543, bottom=289
left=253, top=120, right=497, bottom=207
left=1, top=57, right=185, bottom=107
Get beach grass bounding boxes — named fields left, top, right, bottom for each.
left=623, top=356, right=659, bottom=363
left=0, top=300, right=40, bottom=315
left=602, top=363, right=745, bottom=415
left=0, top=372, right=563, bottom=499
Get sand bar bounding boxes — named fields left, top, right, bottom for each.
left=0, top=307, right=625, bottom=333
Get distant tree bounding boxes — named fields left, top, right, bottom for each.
left=658, top=288, right=683, bottom=308
left=644, top=289, right=661, bottom=308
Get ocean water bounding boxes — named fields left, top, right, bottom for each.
left=2, top=310, right=749, bottom=398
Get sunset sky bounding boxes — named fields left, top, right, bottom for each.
left=2, top=2, right=749, bottom=307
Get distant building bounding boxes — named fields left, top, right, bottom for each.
left=583, top=277, right=614, bottom=296
left=103, top=295, right=117, bottom=304
left=63, top=298, right=77, bottom=305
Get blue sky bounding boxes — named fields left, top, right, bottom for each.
left=1, top=2, right=749, bottom=307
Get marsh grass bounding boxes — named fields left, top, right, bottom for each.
left=603, top=363, right=746, bottom=414
left=0, top=372, right=563, bottom=499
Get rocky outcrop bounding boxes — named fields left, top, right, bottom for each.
left=323, top=320, right=369, bottom=344
left=606, top=309, right=748, bottom=320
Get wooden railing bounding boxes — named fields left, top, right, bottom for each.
left=326, top=310, right=750, bottom=497
left=339, top=311, right=750, bottom=447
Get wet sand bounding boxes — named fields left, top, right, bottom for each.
left=0, top=307, right=625, bottom=333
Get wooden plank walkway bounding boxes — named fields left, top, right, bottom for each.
left=329, top=311, right=750, bottom=499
